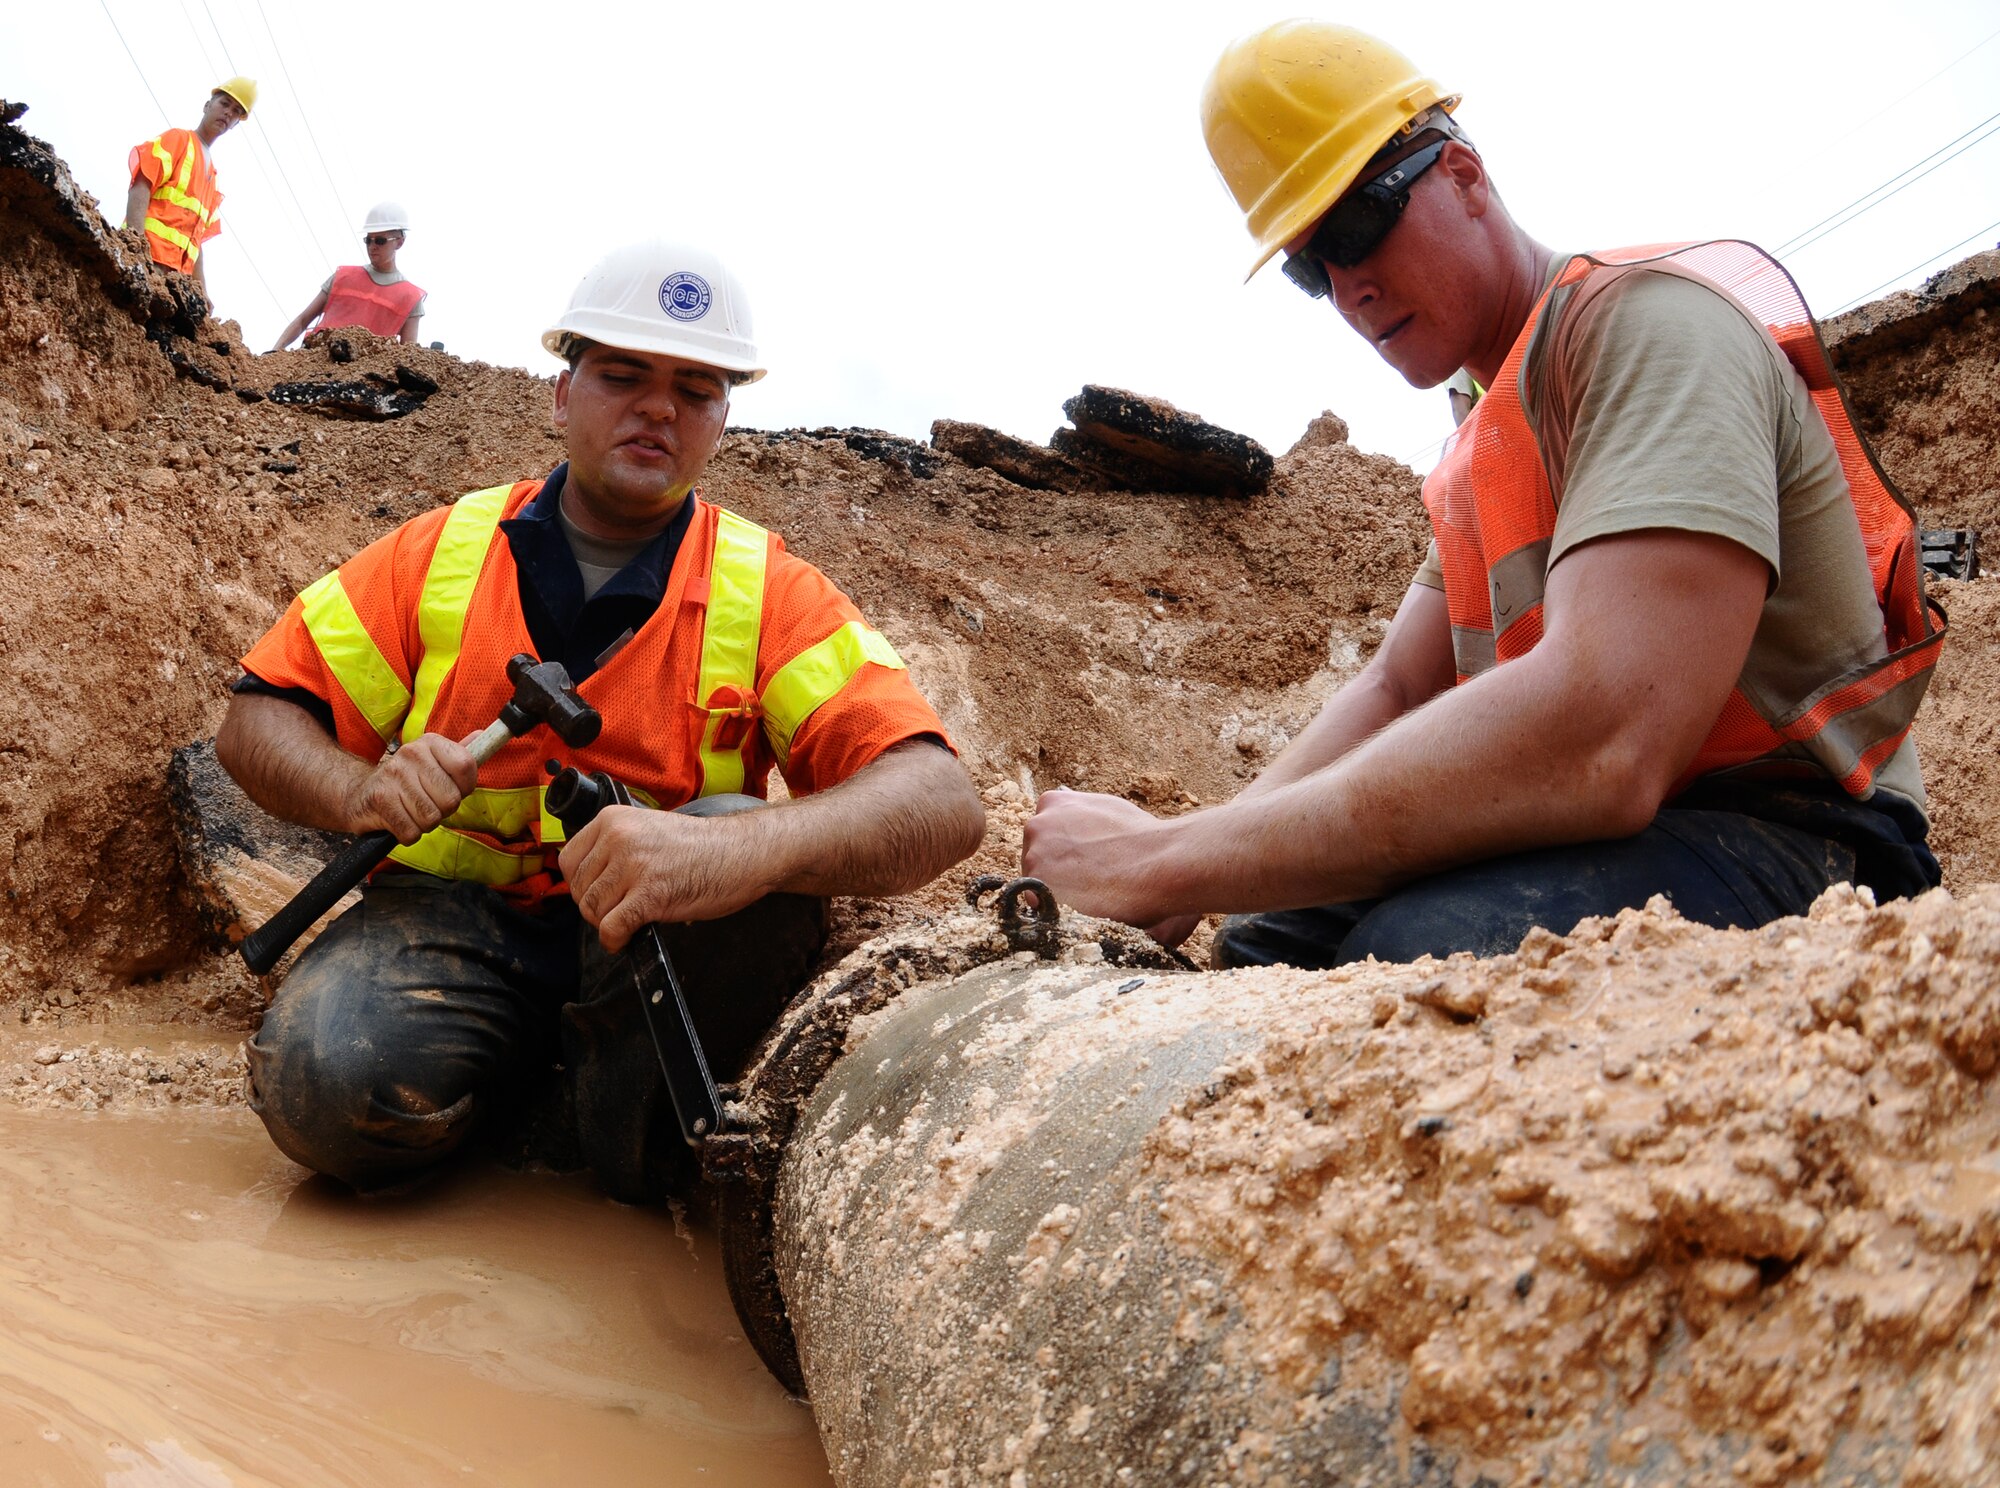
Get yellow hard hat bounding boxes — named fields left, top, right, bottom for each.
left=1201, top=21, right=1455, bottom=278
left=215, top=77, right=259, bottom=115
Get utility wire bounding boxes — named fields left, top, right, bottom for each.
left=186, top=0, right=340, bottom=274
left=252, top=0, right=359, bottom=232
left=1775, top=109, right=2000, bottom=260
left=168, top=0, right=328, bottom=267
left=96, top=0, right=171, bottom=121
left=1401, top=430, right=1450, bottom=469
left=197, top=0, right=237, bottom=70
left=1832, top=218, right=2000, bottom=316
left=1824, top=22, right=2000, bottom=152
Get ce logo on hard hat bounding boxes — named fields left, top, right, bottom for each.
left=659, top=272, right=713, bottom=322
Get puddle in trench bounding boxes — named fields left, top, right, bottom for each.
left=0, top=1093, right=830, bottom=1486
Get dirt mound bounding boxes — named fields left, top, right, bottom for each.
left=0, top=116, right=565, bottom=1005
left=1147, top=881, right=2000, bottom=1485
left=1829, top=247, right=2000, bottom=536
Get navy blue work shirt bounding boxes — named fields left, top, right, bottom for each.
left=235, top=463, right=693, bottom=730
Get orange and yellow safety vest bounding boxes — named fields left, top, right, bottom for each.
left=1422, top=241, right=1945, bottom=799
left=241, top=483, right=938, bottom=902
left=128, top=129, right=222, bottom=273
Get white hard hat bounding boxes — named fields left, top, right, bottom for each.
left=542, top=240, right=765, bottom=384
left=362, top=201, right=409, bottom=234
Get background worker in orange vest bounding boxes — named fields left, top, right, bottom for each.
left=1024, top=20, right=1945, bottom=968
left=216, top=240, right=985, bottom=1199
left=271, top=202, right=429, bottom=349
left=123, top=78, right=254, bottom=301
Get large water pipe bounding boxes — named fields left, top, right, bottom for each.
left=710, top=881, right=2000, bottom=1486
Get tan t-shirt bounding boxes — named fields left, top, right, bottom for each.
left=1411, top=259, right=1925, bottom=814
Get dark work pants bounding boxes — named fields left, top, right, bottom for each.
left=1213, top=807, right=1859, bottom=971
left=246, top=795, right=826, bottom=1201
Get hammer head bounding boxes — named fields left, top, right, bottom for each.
left=500, top=654, right=602, bottom=747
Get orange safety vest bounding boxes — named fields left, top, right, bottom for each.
left=317, top=265, right=425, bottom=338
left=275, top=482, right=912, bottom=901
left=1422, top=241, right=1945, bottom=800
left=128, top=129, right=222, bottom=273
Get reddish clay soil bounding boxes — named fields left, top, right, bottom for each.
left=1830, top=247, right=2000, bottom=537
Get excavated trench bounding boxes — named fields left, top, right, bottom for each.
left=3, top=102, right=1999, bottom=1484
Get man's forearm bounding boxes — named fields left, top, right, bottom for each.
left=756, top=741, right=985, bottom=899
left=123, top=182, right=150, bottom=233
left=1146, top=655, right=1634, bottom=915
left=1025, top=530, right=1768, bottom=931
left=215, top=693, right=374, bottom=834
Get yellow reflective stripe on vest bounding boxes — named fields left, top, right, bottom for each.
left=447, top=785, right=544, bottom=838
left=389, top=830, right=544, bottom=886
left=763, top=622, right=906, bottom=766
left=388, top=783, right=545, bottom=885
left=298, top=569, right=410, bottom=741
left=402, top=484, right=512, bottom=741
left=144, top=216, right=198, bottom=256
left=154, top=181, right=212, bottom=221
left=695, top=510, right=769, bottom=797
left=389, top=780, right=664, bottom=883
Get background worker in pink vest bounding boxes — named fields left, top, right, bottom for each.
left=1024, top=20, right=1946, bottom=968
left=272, top=202, right=428, bottom=349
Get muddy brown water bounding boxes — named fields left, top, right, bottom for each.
left=0, top=1033, right=829, bottom=1487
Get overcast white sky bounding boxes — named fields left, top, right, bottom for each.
left=8, top=2, right=1998, bottom=471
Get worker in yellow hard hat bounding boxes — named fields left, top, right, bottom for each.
left=1025, top=20, right=1946, bottom=968
left=123, top=78, right=257, bottom=301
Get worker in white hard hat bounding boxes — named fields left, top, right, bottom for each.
left=1025, top=20, right=1946, bottom=968
left=123, top=78, right=257, bottom=301
left=271, top=202, right=429, bottom=349
left=218, top=240, right=985, bottom=1201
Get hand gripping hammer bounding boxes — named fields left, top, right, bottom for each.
left=239, top=654, right=602, bottom=974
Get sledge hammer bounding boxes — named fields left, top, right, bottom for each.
left=239, top=654, right=602, bottom=974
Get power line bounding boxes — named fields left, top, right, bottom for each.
left=1775, top=108, right=2000, bottom=259
left=91, top=0, right=289, bottom=320
left=173, top=0, right=225, bottom=82
left=96, top=0, right=171, bottom=122
left=168, top=0, right=328, bottom=270
left=251, top=0, right=358, bottom=233
left=197, top=0, right=238, bottom=71
left=184, top=0, right=339, bottom=276
left=1401, top=430, right=1449, bottom=468
left=1832, top=218, right=2000, bottom=316
left=183, top=0, right=340, bottom=268
left=1824, top=22, right=2000, bottom=152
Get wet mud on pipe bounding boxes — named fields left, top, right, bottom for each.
left=723, top=883, right=2000, bottom=1486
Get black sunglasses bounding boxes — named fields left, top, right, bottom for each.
left=1281, top=138, right=1451, bottom=298
left=364, top=233, right=400, bottom=246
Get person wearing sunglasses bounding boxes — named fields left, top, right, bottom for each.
left=1023, top=19, right=1944, bottom=969
left=271, top=201, right=429, bottom=349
